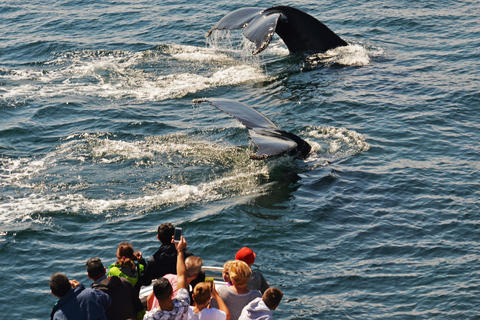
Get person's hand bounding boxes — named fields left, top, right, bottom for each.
left=134, top=251, right=142, bottom=260
left=210, top=282, right=218, bottom=298
left=173, top=235, right=187, bottom=252
left=70, top=280, right=80, bottom=288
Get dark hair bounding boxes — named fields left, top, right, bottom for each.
left=50, top=273, right=71, bottom=298
left=157, top=223, right=175, bottom=244
left=86, top=257, right=106, bottom=279
left=114, top=242, right=136, bottom=271
left=263, top=287, right=283, bottom=310
left=153, top=278, right=173, bottom=301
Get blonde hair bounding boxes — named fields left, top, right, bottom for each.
left=193, top=282, right=211, bottom=305
left=222, top=260, right=234, bottom=282
left=228, top=260, right=251, bottom=286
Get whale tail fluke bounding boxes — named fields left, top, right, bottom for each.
left=192, top=98, right=311, bottom=160
left=206, top=6, right=348, bottom=55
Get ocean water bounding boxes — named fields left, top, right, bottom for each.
left=1, top=0, right=479, bottom=319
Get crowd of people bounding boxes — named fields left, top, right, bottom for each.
left=49, top=223, right=283, bottom=320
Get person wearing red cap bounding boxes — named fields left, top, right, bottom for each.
left=235, top=247, right=269, bottom=294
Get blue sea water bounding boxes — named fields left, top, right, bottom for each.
left=1, top=0, right=479, bottom=319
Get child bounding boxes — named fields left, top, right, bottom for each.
left=222, top=260, right=234, bottom=285
left=108, top=242, right=150, bottom=293
left=188, top=282, right=230, bottom=320
left=238, top=288, right=283, bottom=320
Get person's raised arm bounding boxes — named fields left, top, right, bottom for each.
left=174, top=235, right=188, bottom=290
left=211, top=282, right=230, bottom=320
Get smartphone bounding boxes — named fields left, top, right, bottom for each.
left=205, top=277, right=214, bottom=289
left=174, top=227, right=182, bottom=242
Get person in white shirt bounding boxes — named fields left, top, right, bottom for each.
left=143, top=235, right=189, bottom=320
left=238, top=288, right=283, bottom=320
left=188, top=281, right=230, bottom=320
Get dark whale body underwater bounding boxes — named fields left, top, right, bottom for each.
left=193, top=98, right=312, bottom=160
left=206, top=6, right=348, bottom=55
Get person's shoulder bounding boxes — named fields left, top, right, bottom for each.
left=214, top=284, right=230, bottom=298
left=250, top=290, right=262, bottom=298
left=175, top=287, right=190, bottom=305
left=143, top=308, right=161, bottom=320
left=247, top=296, right=263, bottom=305
left=52, top=309, right=67, bottom=320
left=251, top=270, right=266, bottom=279
left=216, top=284, right=228, bottom=293
left=203, top=307, right=227, bottom=316
left=72, top=283, right=85, bottom=292
left=188, top=306, right=198, bottom=320
left=163, top=274, right=177, bottom=281
left=84, top=286, right=111, bottom=305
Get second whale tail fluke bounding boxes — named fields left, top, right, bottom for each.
left=192, top=98, right=311, bottom=160
left=206, top=6, right=348, bottom=55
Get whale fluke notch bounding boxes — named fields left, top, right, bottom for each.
left=192, top=98, right=311, bottom=159
left=206, top=6, right=348, bottom=55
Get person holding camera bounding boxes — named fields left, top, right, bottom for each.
left=143, top=234, right=190, bottom=320
left=147, top=223, right=193, bottom=281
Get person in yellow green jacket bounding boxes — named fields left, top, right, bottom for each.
left=108, top=242, right=151, bottom=294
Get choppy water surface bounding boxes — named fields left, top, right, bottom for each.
left=1, top=0, right=479, bottom=319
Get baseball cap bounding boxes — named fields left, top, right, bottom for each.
left=235, top=247, right=256, bottom=265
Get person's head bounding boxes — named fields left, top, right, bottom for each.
left=49, top=273, right=71, bottom=298
left=86, top=257, right=106, bottom=280
left=222, top=260, right=234, bottom=283
left=263, top=287, right=283, bottom=310
left=229, top=260, right=252, bottom=286
left=235, top=247, right=256, bottom=266
left=153, top=278, right=173, bottom=302
left=185, top=256, right=203, bottom=280
left=192, top=282, right=211, bottom=306
left=115, top=242, right=136, bottom=269
left=157, top=223, right=175, bottom=244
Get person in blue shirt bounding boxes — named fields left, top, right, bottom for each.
left=49, top=272, right=111, bottom=320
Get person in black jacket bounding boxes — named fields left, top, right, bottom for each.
left=146, top=223, right=193, bottom=280
left=86, top=257, right=145, bottom=320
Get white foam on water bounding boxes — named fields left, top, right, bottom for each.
left=0, top=157, right=51, bottom=189
left=132, top=65, right=267, bottom=101
left=0, top=124, right=367, bottom=225
left=304, top=126, right=370, bottom=160
left=1, top=44, right=269, bottom=102
left=0, top=133, right=270, bottom=224
left=0, top=164, right=268, bottom=222
left=304, top=44, right=372, bottom=69
left=166, top=44, right=236, bottom=62
left=59, top=132, right=243, bottom=163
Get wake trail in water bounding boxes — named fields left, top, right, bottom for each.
left=0, top=124, right=369, bottom=226
left=0, top=44, right=270, bottom=103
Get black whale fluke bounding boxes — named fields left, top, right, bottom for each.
left=206, top=6, right=348, bottom=55
left=192, top=98, right=311, bottom=160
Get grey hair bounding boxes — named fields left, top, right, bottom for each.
left=185, top=256, right=203, bottom=278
